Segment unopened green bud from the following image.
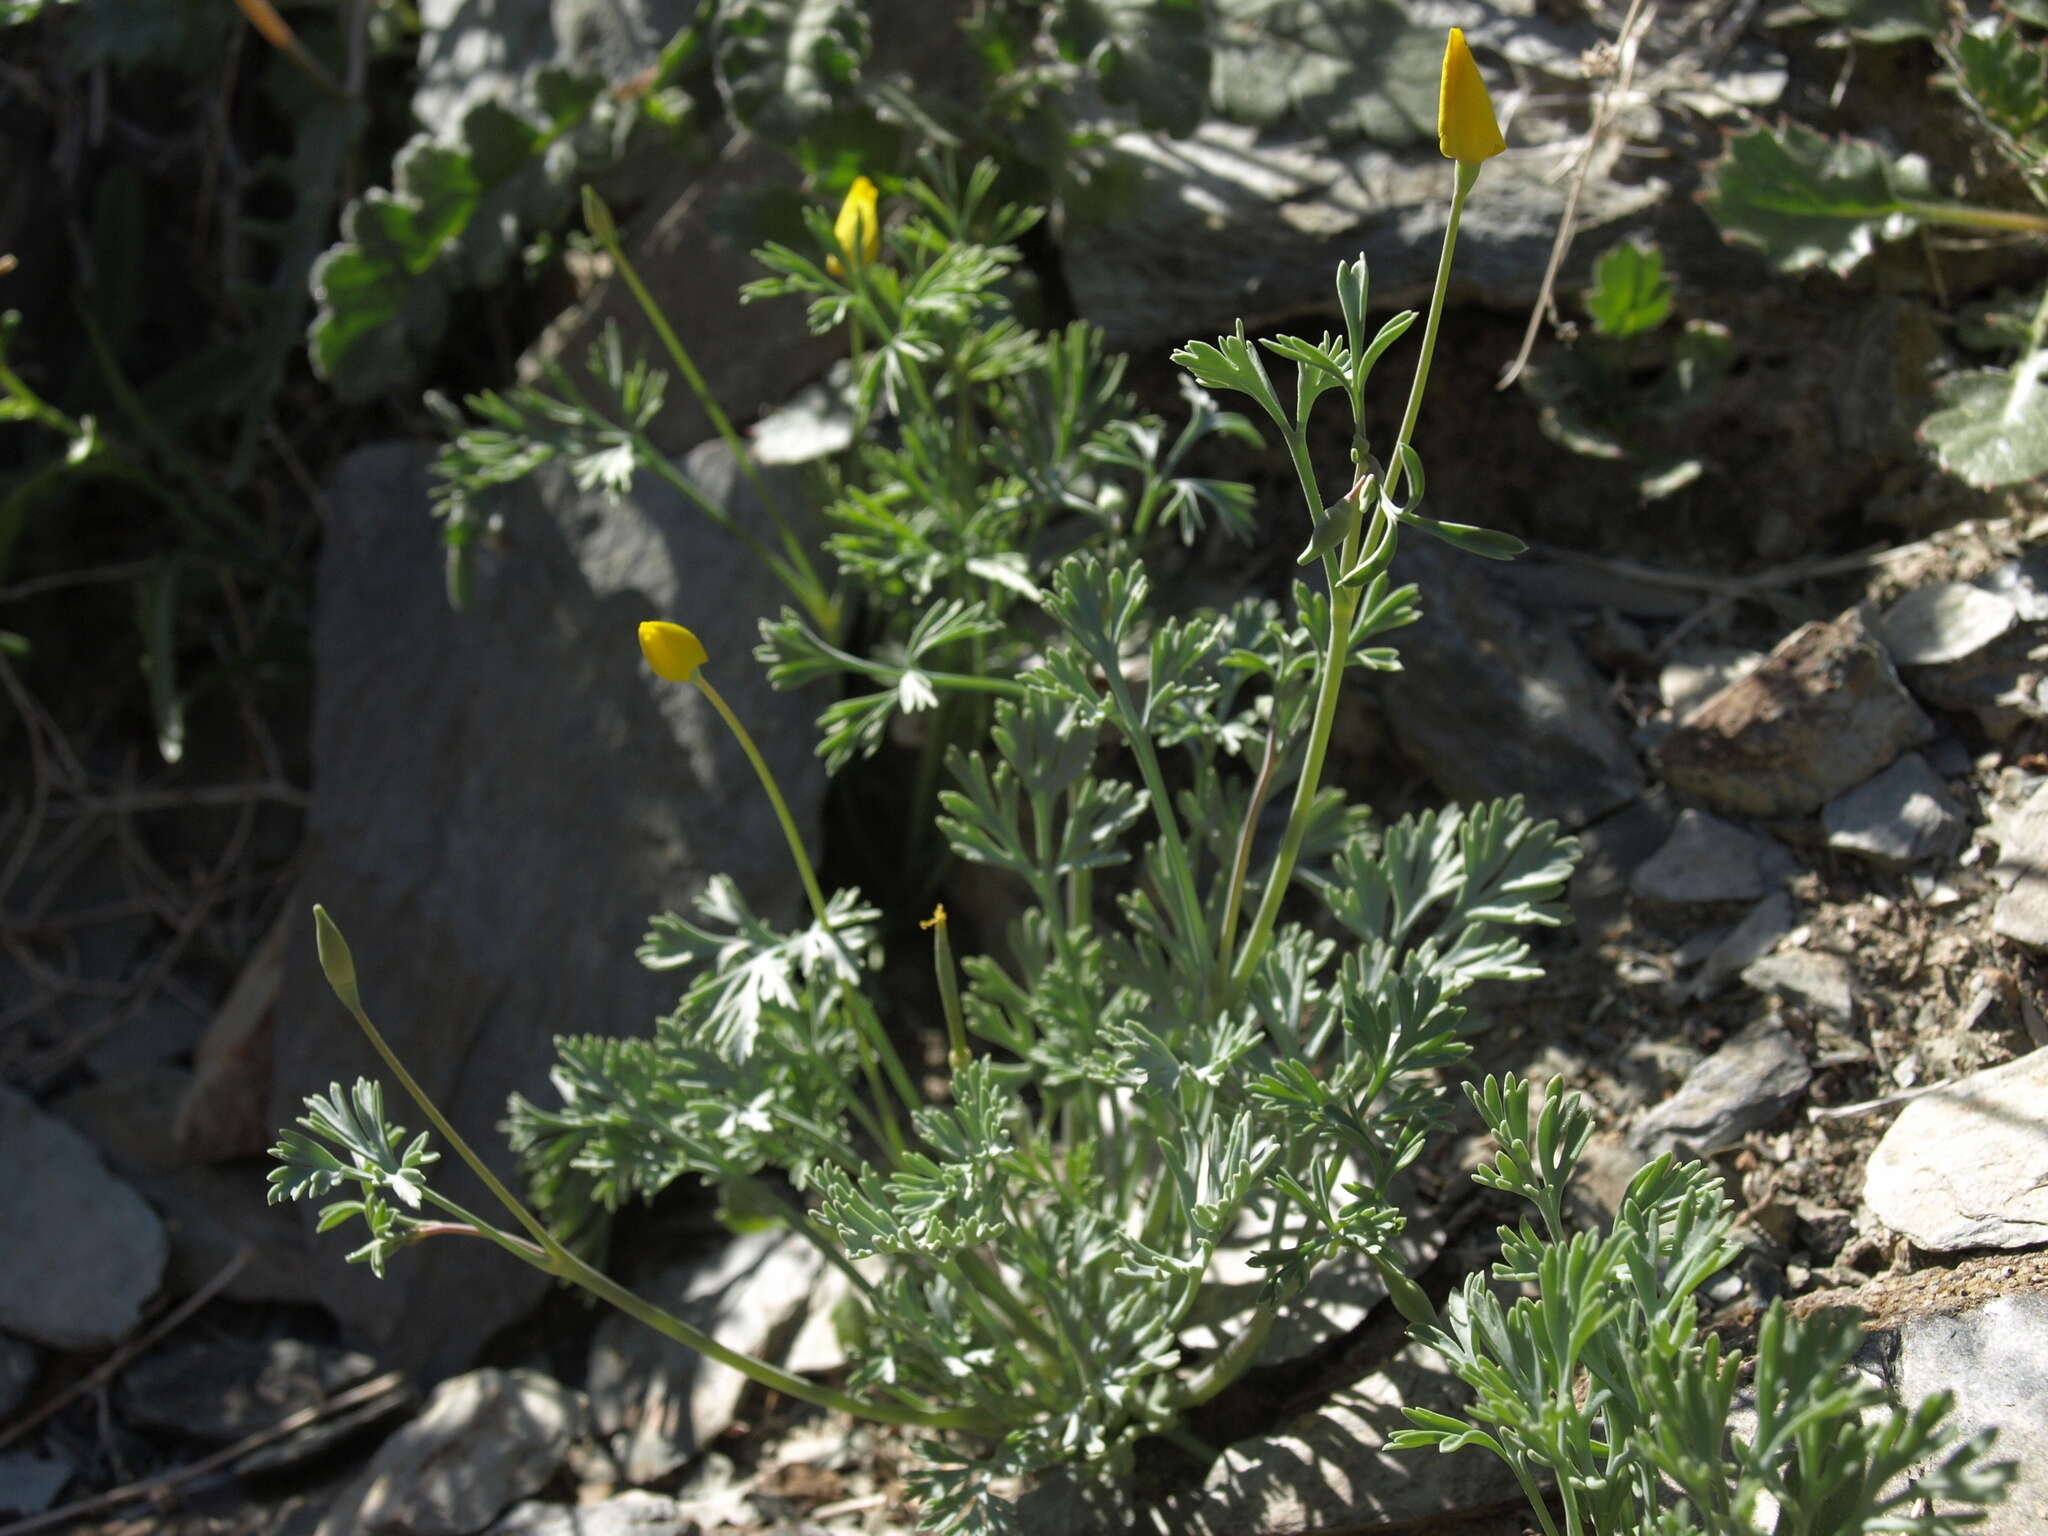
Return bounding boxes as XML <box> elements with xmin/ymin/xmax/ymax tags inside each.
<box><xmin>582</xmin><ymin>184</ymin><xmax>616</xmax><ymax>244</ymax></box>
<box><xmin>313</xmin><ymin>905</ymin><xmax>360</xmax><ymax>1009</ymax></box>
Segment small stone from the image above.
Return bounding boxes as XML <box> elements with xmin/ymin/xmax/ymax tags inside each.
<box><xmin>487</xmin><ymin>1491</ymin><xmax>693</xmax><ymax>1536</ymax></box>
<box><xmin>0</xmin><ymin>1447</ymin><xmax>73</xmax><ymax>1518</ymax></box>
<box><xmin>1822</xmin><ymin>753</ymin><xmax>1967</xmax><ymax>869</ymax></box>
<box><xmin>1879</xmin><ymin>582</ymin><xmax>2018</xmax><ymax>666</ymax></box>
<box><xmin>315</xmin><ymin>1368</ymin><xmax>585</xmax><ymax>1536</ymax></box>
<box><xmin>1630</xmin><ymin>810</ymin><xmax>1798</xmax><ymax>907</ymax></box>
<box><xmin>1691</xmin><ymin>891</ymin><xmax>1796</xmax><ymax>999</ymax></box>
<box><xmin>1865</xmin><ymin>1048</ymin><xmax>2048</xmax><ymax>1251</ymax></box>
<box><xmin>1651</xmin><ymin>606</ymin><xmax>1933</xmax><ymax>819</ymax></box>
<box><xmin>590</xmin><ymin>1230</ymin><xmax>824</xmax><ymax>1483</ymax></box>
<box><xmin>1990</xmin><ymin>783</ymin><xmax>2048</xmax><ymax>949</ymax></box>
<box><xmin>0</xmin><ymin>1336</ymin><xmax>36</xmax><ymax>1421</ymax></box>
<box><xmin>0</xmin><ymin>1085</ymin><xmax>167</xmax><ymax>1349</ymax></box>
<box><xmin>1894</xmin><ymin>1293</ymin><xmax>2048</xmax><ymax>1536</ymax></box>
<box><xmin>1631</xmin><ymin>1016</ymin><xmax>1812</xmax><ymax>1160</ymax></box>
<box><xmin>1742</xmin><ymin>949</ymin><xmax>1854</xmax><ymax>1026</ymax></box>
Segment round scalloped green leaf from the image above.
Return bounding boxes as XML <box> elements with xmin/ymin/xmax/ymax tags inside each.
<box><xmin>714</xmin><ymin>0</ymin><xmax>869</xmax><ymax>144</ymax></box>
<box><xmin>1700</xmin><ymin>121</ymin><xmax>1930</xmax><ymax>276</ymax></box>
<box><xmin>1920</xmin><ymin>363</ymin><xmax>2048</xmax><ymax>488</ymax></box>
<box><xmin>1056</xmin><ymin>0</ymin><xmax>1212</xmax><ymax>138</ymax></box>
<box><xmin>1807</xmin><ymin>0</ymin><xmax>1943</xmax><ymax>42</ymax></box>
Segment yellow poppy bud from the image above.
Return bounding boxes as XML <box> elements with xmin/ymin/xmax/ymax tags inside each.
<box><xmin>638</xmin><ymin>621</ymin><xmax>708</xmax><ymax>683</ymax></box>
<box><xmin>827</xmin><ymin>176</ymin><xmax>880</xmax><ymax>277</ymax></box>
<box><xmin>1438</xmin><ymin>28</ymin><xmax>1506</xmax><ymax>165</ymax></box>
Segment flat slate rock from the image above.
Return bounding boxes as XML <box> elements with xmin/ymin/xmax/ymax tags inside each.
<box><xmin>1631</xmin><ymin>1015</ymin><xmax>1811</xmax><ymax>1160</ymax></box>
<box><xmin>0</xmin><ymin>1447</ymin><xmax>73</xmax><ymax>1519</ymax></box>
<box><xmin>120</xmin><ymin>1334</ymin><xmax>379</xmax><ymax>1443</ymax></box>
<box><xmin>1690</xmin><ymin>891</ymin><xmax>1795</xmax><ymax>1000</ymax></box>
<box><xmin>270</xmin><ymin>440</ymin><xmax>824</xmax><ymax>1377</ymax></box>
<box><xmin>1865</xmin><ymin>1048</ymin><xmax>2048</xmax><ymax>1251</ymax></box>
<box><xmin>316</xmin><ymin>1367</ymin><xmax>585</xmax><ymax>1536</ymax></box>
<box><xmin>1894</xmin><ymin>1292</ymin><xmax>2048</xmax><ymax>1536</ymax></box>
<box><xmin>1651</xmin><ymin>607</ymin><xmax>1932</xmax><ymax>820</ymax></box>
<box><xmin>1375</xmin><ymin>536</ymin><xmax>1642</xmax><ymax>830</ymax></box>
<box><xmin>1742</xmin><ymin>949</ymin><xmax>1854</xmax><ymax>1027</ymax></box>
<box><xmin>1630</xmin><ymin>809</ymin><xmax>1797</xmax><ymax>907</ymax></box>
<box><xmin>1989</xmin><ymin>782</ymin><xmax>2048</xmax><ymax>949</ymax></box>
<box><xmin>590</xmin><ymin>1229</ymin><xmax>824</xmax><ymax>1483</ymax></box>
<box><xmin>1163</xmin><ymin>1342</ymin><xmax>1527</xmax><ymax>1535</ymax></box>
<box><xmin>1822</xmin><ymin>752</ymin><xmax>1967</xmax><ymax>869</ymax></box>
<box><xmin>1879</xmin><ymin>582</ymin><xmax>2018</xmax><ymax>667</ymax></box>
<box><xmin>0</xmin><ymin>1084</ymin><xmax>166</xmax><ymax>1349</ymax></box>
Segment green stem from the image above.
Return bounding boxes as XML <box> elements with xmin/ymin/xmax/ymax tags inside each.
<box><xmin>595</xmin><ymin>213</ymin><xmax>833</xmax><ymax>627</ymax></box>
<box><xmin>1386</xmin><ymin>159</ymin><xmax>1478</xmax><ymax>504</ymax></box>
<box><xmin>693</xmin><ymin>672</ymin><xmax>831</xmax><ymax>925</ymax></box>
<box><xmin>1896</xmin><ymin>199</ymin><xmax>2048</xmax><ymax>237</ymax></box>
<box><xmin>1213</xmin><ymin>713</ymin><xmax>1281</xmax><ymax>988</ymax></box>
<box><xmin>1104</xmin><ymin>672</ymin><xmax>1216</xmax><ymax>988</ymax></box>
<box><xmin>0</xmin><ymin>353</ymin><xmax>80</xmax><ymax>437</ymax></box>
<box><xmin>1172</xmin><ymin>1305</ymin><xmax>1275</xmax><ymax>1409</ymax></box>
<box><xmin>1230</xmin><ymin>161</ymin><xmax>1476</xmax><ymax>992</ymax></box>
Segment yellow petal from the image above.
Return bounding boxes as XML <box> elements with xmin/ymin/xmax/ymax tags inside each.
<box><xmin>829</xmin><ymin>175</ymin><xmax>880</xmax><ymax>276</ymax></box>
<box><xmin>920</xmin><ymin>903</ymin><xmax>948</xmax><ymax>931</ymax></box>
<box><xmin>639</xmin><ymin>620</ymin><xmax>708</xmax><ymax>683</ymax></box>
<box><xmin>1438</xmin><ymin>28</ymin><xmax>1506</xmax><ymax>164</ymax></box>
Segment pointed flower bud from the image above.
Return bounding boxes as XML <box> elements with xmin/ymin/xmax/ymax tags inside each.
<box><xmin>1438</xmin><ymin>28</ymin><xmax>1506</xmax><ymax>165</ymax></box>
<box><xmin>313</xmin><ymin>905</ymin><xmax>360</xmax><ymax>1009</ymax></box>
<box><xmin>827</xmin><ymin>176</ymin><xmax>880</xmax><ymax>277</ymax></box>
<box><xmin>639</xmin><ymin>620</ymin><xmax>708</xmax><ymax>683</ymax></box>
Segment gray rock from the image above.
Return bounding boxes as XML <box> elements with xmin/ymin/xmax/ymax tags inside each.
<box><xmin>1989</xmin><ymin>783</ymin><xmax>2048</xmax><ymax>950</ymax></box>
<box><xmin>1903</xmin><ymin>625</ymin><xmax>2048</xmax><ymax>742</ymax></box>
<box><xmin>1659</xmin><ymin>647</ymin><xmax>1766</xmax><ymax>723</ymax></box>
<box><xmin>1016</xmin><ymin>1464</ymin><xmax>1135</xmax><ymax>1536</ymax></box>
<box><xmin>1651</xmin><ymin>606</ymin><xmax>1933</xmax><ymax>819</ymax></box>
<box><xmin>589</xmin><ymin>1229</ymin><xmax>825</xmax><ymax>1483</ymax></box>
<box><xmin>1568</xmin><ymin>792</ymin><xmax>1676</xmax><ymax>935</ymax></box>
<box><xmin>120</xmin><ymin>1335</ymin><xmax>379</xmax><ymax>1443</ymax></box>
<box><xmin>1822</xmin><ymin>753</ymin><xmax>1967</xmax><ymax>869</ymax></box>
<box><xmin>1977</xmin><ymin>551</ymin><xmax>2048</xmax><ymax>623</ymax></box>
<box><xmin>1690</xmin><ymin>890</ymin><xmax>1795</xmax><ymax>1000</ymax></box>
<box><xmin>1880</xmin><ymin>583</ymin><xmax>2018</xmax><ymax>667</ymax></box>
<box><xmin>1164</xmin><ymin>1342</ymin><xmax>1527</xmax><ymax>1536</ymax></box>
<box><xmin>54</xmin><ymin>1068</ymin><xmax>313</xmax><ymax>1305</ymax></box>
<box><xmin>0</xmin><ymin>1336</ymin><xmax>34</xmax><ymax>1420</ymax></box>
<box><xmin>0</xmin><ymin>1084</ymin><xmax>166</xmax><ymax>1349</ymax></box>
<box><xmin>1060</xmin><ymin>1</ymin><xmax>1749</xmax><ymax>353</ymax></box>
<box><xmin>487</xmin><ymin>1491</ymin><xmax>696</xmax><ymax>1536</ymax></box>
<box><xmin>0</xmin><ymin>1447</ymin><xmax>73</xmax><ymax>1518</ymax></box>
<box><xmin>1631</xmin><ymin>1016</ymin><xmax>1811</xmax><ymax>1160</ymax></box>
<box><xmin>1894</xmin><ymin>1293</ymin><xmax>2048</xmax><ymax>1535</ymax></box>
<box><xmin>1630</xmin><ymin>809</ymin><xmax>1797</xmax><ymax>907</ymax></box>
<box><xmin>412</xmin><ymin>0</ymin><xmax>693</xmax><ymax>142</ymax></box>
<box><xmin>1865</xmin><ymin>1048</ymin><xmax>2048</xmax><ymax>1251</ymax></box>
<box><xmin>316</xmin><ymin>1368</ymin><xmax>585</xmax><ymax>1536</ymax></box>
<box><xmin>270</xmin><ymin>440</ymin><xmax>823</xmax><ymax>1378</ymax></box>
<box><xmin>1375</xmin><ymin>536</ymin><xmax>1642</xmax><ymax>829</ymax></box>
<box><xmin>1742</xmin><ymin>949</ymin><xmax>1854</xmax><ymax>1027</ymax></box>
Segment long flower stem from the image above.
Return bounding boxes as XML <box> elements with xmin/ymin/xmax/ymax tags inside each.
<box><xmin>694</xmin><ymin>673</ymin><xmax>831</xmax><ymax>925</ymax></box>
<box><xmin>1229</xmin><ymin>161</ymin><xmax>1477</xmax><ymax>991</ymax></box>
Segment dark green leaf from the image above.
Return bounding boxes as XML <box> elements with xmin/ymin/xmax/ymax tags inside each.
<box><xmin>1584</xmin><ymin>240</ymin><xmax>1671</xmax><ymax>338</ymax></box>
<box><xmin>1807</xmin><ymin>0</ymin><xmax>1943</xmax><ymax>42</ymax></box>
<box><xmin>1210</xmin><ymin>0</ymin><xmax>1438</xmax><ymax>146</ymax></box>
<box><xmin>1700</xmin><ymin>121</ymin><xmax>1931</xmax><ymax>276</ymax></box>
<box><xmin>715</xmin><ymin>0</ymin><xmax>869</xmax><ymax>143</ymax></box>
<box><xmin>1920</xmin><ymin>361</ymin><xmax>2048</xmax><ymax>488</ymax></box>
<box><xmin>1955</xmin><ymin>24</ymin><xmax>2048</xmax><ymax>141</ymax></box>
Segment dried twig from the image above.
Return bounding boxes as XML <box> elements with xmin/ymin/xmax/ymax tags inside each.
<box><xmin>1498</xmin><ymin>0</ymin><xmax>1658</xmax><ymax>391</ymax></box>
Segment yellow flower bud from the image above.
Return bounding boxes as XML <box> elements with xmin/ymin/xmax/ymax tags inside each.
<box><xmin>827</xmin><ymin>176</ymin><xmax>880</xmax><ymax>277</ymax></box>
<box><xmin>1438</xmin><ymin>28</ymin><xmax>1506</xmax><ymax>165</ymax></box>
<box><xmin>639</xmin><ymin>621</ymin><xmax>708</xmax><ymax>683</ymax></box>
